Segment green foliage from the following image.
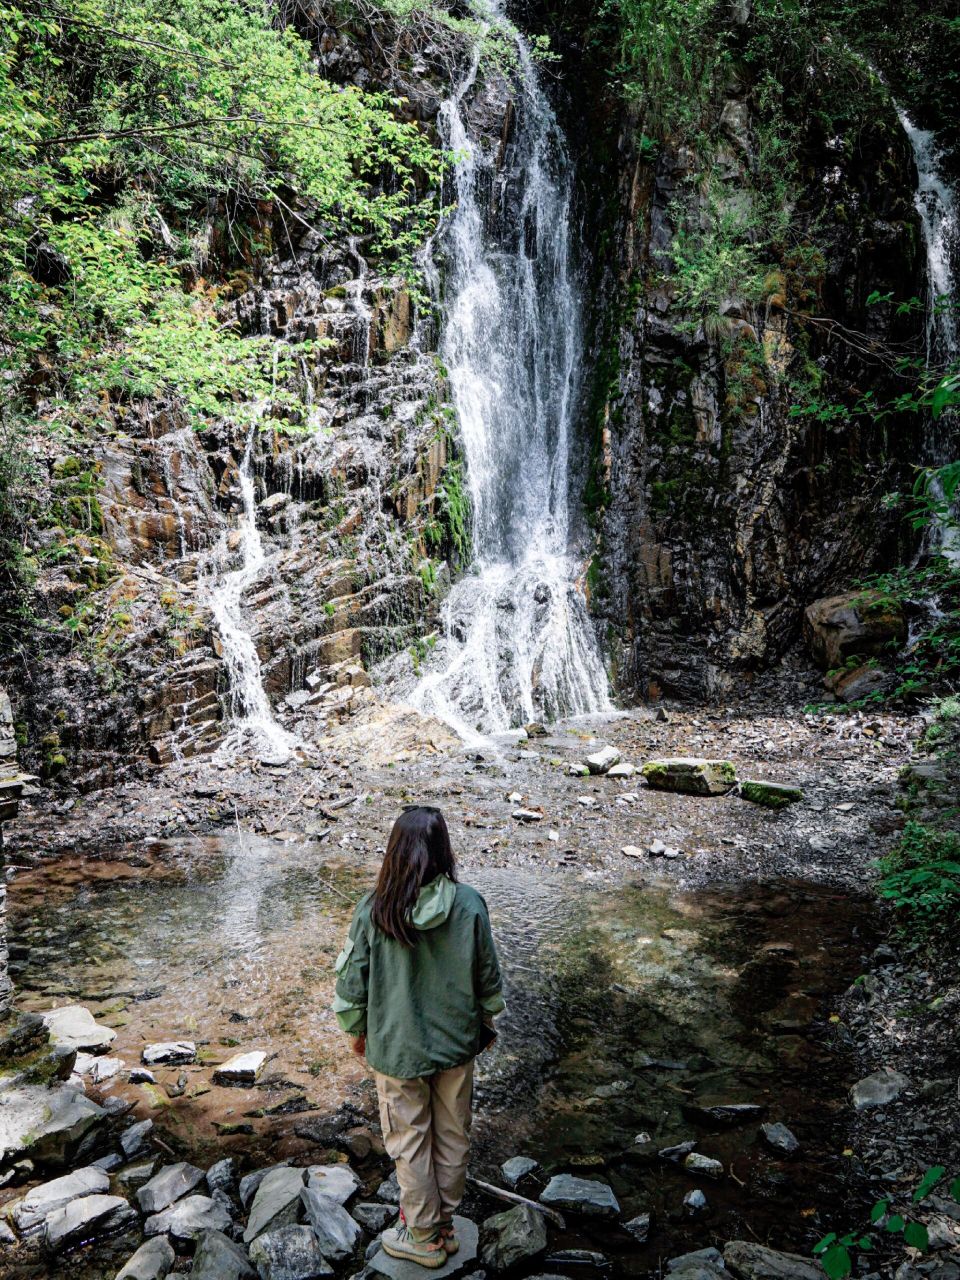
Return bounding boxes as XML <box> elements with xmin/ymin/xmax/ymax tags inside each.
<box><xmin>435</xmin><ymin>460</ymin><xmax>470</xmax><ymax>566</ymax></box>
<box><xmin>875</xmin><ymin>821</ymin><xmax>960</xmax><ymax>942</ymax></box>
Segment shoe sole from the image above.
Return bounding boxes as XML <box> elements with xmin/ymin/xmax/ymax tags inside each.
<box><xmin>381</xmin><ymin>1241</ymin><xmax>448</xmax><ymax>1269</ymax></box>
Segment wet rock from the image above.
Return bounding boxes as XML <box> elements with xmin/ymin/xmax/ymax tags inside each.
<box><xmin>682</xmin><ymin>1103</ymin><xmax>766</xmax><ymax>1127</ymax></box>
<box><xmin>207</xmin><ymin>1157</ymin><xmax>236</xmax><ymax>1197</ymax></box>
<box><xmin>641</xmin><ymin>759</ymin><xmax>737</xmax><ymax>796</ymax></box>
<box><xmin>191</xmin><ymin>1228</ymin><xmax>257</xmax><ymax>1279</ymax></box>
<box><xmin>244</xmin><ymin>1167</ymin><xmax>306</xmax><ymax>1242</ymax></box>
<box><xmin>723</xmin><ymin>1240</ymin><xmax>824</xmax><ymax>1280</ymax></box>
<box><xmin>352</xmin><ymin>1203</ymin><xmax>396</xmax><ymax>1233</ymax></box>
<box><xmin>44</xmin><ymin>1193</ymin><xmax>137</xmax><ymax>1252</ymax></box>
<box><xmin>41</xmin><ymin>1005</ymin><xmax>117</xmax><ymax>1052</ymax></box>
<box><xmin>683</xmin><ymin>1189</ymin><xmax>708</xmax><ymax>1216</ymax></box>
<box><xmin>145</xmin><ymin>1194</ymin><xmax>232</xmax><ymax>1243</ymax></box>
<box><xmin>120</xmin><ymin>1118</ymin><xmax>154</xmax><ymax>1159</ymax></box>
<box><xmin>803</xmin><ymin>592</ymin><xmax>906</xmax><ymax>669</ymax></box>
<box><xmin>668</xmin><ymin>1247</ymin><xmax>725</xmax><ymax>1273</ymax></box>
<box><xmin>142</xmin><ymin>1041</ymin><xmax>196</xmax><ymax>1065</ymax></box>
<box><xmin>481</xmin><ymin>1204</ymin><xmax>547</xmax><ymax>1270</ymax></box>
<box><xmin>500</xmin><ymin>1156</ymin><xmax>538</xmax><ymax>1187</ymax></box>
<box><xmin>684</xmin><ymin>1152</ymin><xmax>724</xmax><ymax>1178</ymax></box>
<box><xmin>117</xmin><ymin>1235</ymin><xmax>177</xmax><ymax>1280</ymax></box>
<box><xmin>369</xmin><ymin>1214</ymin><xmax>477</xmax><ymax>1279</ymax></box>
<box><xmin>9</xmin><ymin>1165</ymin><xmax>109</xmax><ymax>1236</ymax></box>
<box><xmin>540</xmin><ymin>1174</ymin><xmax>619</xmax><ymax>1218</ymax></box>
<box><xmin>624</xmin><ymin>1213</ymin><xmax>651</xmax><ymax>1243</ymax></box>
<box><xmin>0</xmin><ymin>1082</ymin><xmax>107</xmax><ymax>1168</ymax></box>
<box><xmin>850</xmin><ymin>1069</ymin><xmax>910</xmax><ymax>1110</ymax></box>
<box><xmin>761</xmin><ymin>1123</ymin><xmax>800</xmax><ymax>1155</ymax></box>
<box><xmin>738</xmin><ymin>781</ymin><xmax>802</xmax><ymax>809</ymax></box>
<box><xmin>249</xmin><ymin>1224</ymin><xmax>332</xmax><ymax>1280</ymax></box>
<box><xmin>300</xmin><ymin>1186</ymin><xmax>361</xmax><ymax>1261</ymax></box>
<box><xmin>585</xmin><ymin>746</ymin><xmax>621</xmax><ymax>775</ymax></box>
<box><xmin>214</xmin><ymin>1051</ymin><xmax>267</xmax><ymax>1084</ymax></box>
<box><xmin>137</xmin><ymin>1160</ymin><xmax>206</xmax><ymax>1213</ymax></box>
<box><xmin>305</xmin><ymin>1164</ymin><xmax>361</xmax><ymax>1205</ymax></box>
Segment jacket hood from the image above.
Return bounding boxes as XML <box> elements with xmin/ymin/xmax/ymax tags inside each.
<box><xmin>411</xmin><ymin>874</ymin><xmax>456</xmax><ymax>929</ymax></box>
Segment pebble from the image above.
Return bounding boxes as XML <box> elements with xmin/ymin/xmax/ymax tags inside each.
<box><xmin>683</xmin><ymin>1189</ymin><xmax>708</xmax><ymax>1216</ymax></box>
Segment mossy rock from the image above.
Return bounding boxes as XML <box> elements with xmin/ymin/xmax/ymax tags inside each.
<box><xmin>738</xmin><ymin>779</ymin><xmax>803</xmax><ymax>809</ymax></box>
<box><xmin>641</xmin><ymin>758</ymin><xmax>737</xmax><ymax>795</ymax></box>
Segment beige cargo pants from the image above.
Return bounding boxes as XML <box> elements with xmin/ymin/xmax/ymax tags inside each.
<box><xmin>374</xmin><ymin>1059</ymin><xmax>474</xmax><ymax>1235</ymax></box>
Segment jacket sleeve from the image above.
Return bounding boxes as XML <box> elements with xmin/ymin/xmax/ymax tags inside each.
<box><xmin>333</xmin><ymin>905</ymin><xmax>371</xmax><ymax>1035</ymax></box>
<box><xmin>474</xmin><ymin>896</ymin><xmax>505</xmax><ymax>1017</ymax></box>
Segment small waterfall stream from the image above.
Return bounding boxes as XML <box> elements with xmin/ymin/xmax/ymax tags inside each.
<box><xmin>410</xmin><ymin>19</ymin><xmax>610</xmax><ymax>739</ymax></box>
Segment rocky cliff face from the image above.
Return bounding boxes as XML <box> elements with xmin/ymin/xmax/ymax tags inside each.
<box><xmin>558</xmin><ymin>7</ymin><xmax>930</xmax><ymax>701</ymax></box>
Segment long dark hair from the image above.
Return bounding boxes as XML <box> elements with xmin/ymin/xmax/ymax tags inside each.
<box><xmin>371</xmin><ymin>806</ymin><xmax>457</xmax><ymax>946</ymax></box>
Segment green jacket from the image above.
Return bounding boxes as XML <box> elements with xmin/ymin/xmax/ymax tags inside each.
<box><xmin>333</xmin><ymin>876</ymin><xmax>505</xmax><ymax>1079</ymax></box>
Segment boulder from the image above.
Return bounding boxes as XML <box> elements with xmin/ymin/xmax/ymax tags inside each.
<box><xmin>142</xmin><ymin>1041</ymin><xmax>196</xmax><ymax>1066</ymax></box>
<box><xmin>43</xmin><ymin>1193</ymin><xmax>137</xmax><ymax>1252</ymax></box>
<box><xmin>761</xmin><ymin>1122</ymin><xmax>799</xmax><ymax>1155</ymax></box>
<box><xmin>41</xmin><ymin>1006</ymin><xmax>116</xmax><ymax>1052</ymax></box>
<box><xmin>117</xmin><ymin>1235</ymin><xmax>177</xmax><ymax>1280</ymax></box>
<box><xmin>145</xmin><ymin>1194</ymin><xmax>232</xmax><ymax>1243</ymax></box>
<box><xmin>0</xmin><ymin>1082</ymin><xmax>107</xmax><ymax>1168</ymax></box>
<box><xmin>641</xmin><ymin>759</ymin><xmax>737</xmax><ymax>796</ymax></box>
<box><xmin>369</xmin><ymin>1214</ymin><xmax>477</xmax><ymax>1279</ymax></box>
<box><xmin>248</xmin><ymin>1224</ymin><xmax>332</xmax><ymax>1280</ymax></box>
<box><xmin>299</xmin><ymin>1186</ymin><xmax>361</xmax><ymax>1261</ymax></box>
<box><xmin>191</xmin><ymin>1228</ymin><xmax>257</xmax><ymax>1279</ymax></box>
<box><xmin>723</xmin><ymin>1240</ymin><xmax>824</xmax><ymax>1280</ymax></box>
<box><xmin>539</xmin><ymin>1174</ymin><xmax>620</xmax><ymax>1218</ymax></box>
<box><xmin>9</xmin><ymin>1165</ymin><xmax>109</xmax><ymax>1235</ymax></box>
<box><xmin>738</xmin><ymin>781</ymin><xmax>802</xmax><ymax>809</ymax></box>
<box><xmin>305</xmin><ymin>1164</ymin><xmax>361</xmax><ymax>1206</ymax></box>
<box><xmin>481</xmin><ymin>1204</ymin><xmax>547</xmax><ymax>1270</ymax></box>
<box><xmin>500</xmin><ymin>1156</ymin><xmax>538</xmax><ymax>1187</ymax></box>
<box><xmin>803</xmin><ymin>592</ymin><xmax>906</xmax><ymax>669</ymax></box>
<box><xmin>244</xmin><ymin>1166</ymin><xmax>306</xmax><ymax>1242</ymax></box>
<box><xmin>137</xmin><ymin>1161</ymin><xmax>206</xmax><ymax>1213</ymax></box>
<box><xmin>850</xmin><ymin>1068</ymin><xmax>910</xmax><ymax>1110</ymax></box>
<box><xmin>585</xmin><ymin>746</ymin><xmax>621</xmax><ymax>775</ymax></box>
<box><xmin>352</xmin><ymin>1202</ymin><xmax>396</xmax><ymax>1233</ymax></box>
<box><xmin>830</xmin><ymin>663</ymin><xmax>890</xmax><ymax>703</ymax></box>
<box><xmin>214</xmin><ymin>1051</ymin><xmax>267</xmax><ymax>1085</ymax></box>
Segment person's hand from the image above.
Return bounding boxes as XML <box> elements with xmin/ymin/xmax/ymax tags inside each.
<box><xmin>350</xmin><ymin>1034</ymin><xmax>366</xmax><ymax>1058</ymax></box>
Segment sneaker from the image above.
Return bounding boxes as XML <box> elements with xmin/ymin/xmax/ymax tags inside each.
<box><xmin>438</xmin><ymin>1221</ymin><xmax>459</xmax><ymax>1255</ymax></box>
<box><xmin>381</xmin><ymin>1225</ymin><xmax>448</xmax><ymax>1269</ymax></box>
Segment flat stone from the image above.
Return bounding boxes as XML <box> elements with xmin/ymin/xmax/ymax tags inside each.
<box><xmin>244</xmin><ymin>1166</ymin><xmax>306</xmax><ymax>1242</ymax></box>
<box><xmin>9</xmin><ymin>1165</ymin><xmax>109</xmax><ymax>1235</ymax></box>
<box><xmin>43</xmin><ymin>1193</ymin><xmax>137</xmax><ymax>1252</ymax></box>
<box><xmin>213</xmin><ymin>1051</ymin><xmax>267</xmax><ymax>1085</ymax></box>
<box><xmin>585</xmin><ymin>746</ymin><xmax>621</xmax><ymax>774</ymax></box>
<box><xmin>300</xmin><ymin>1186</ymin><xmax>361</xmax><ymax>1261</ymax></box>
<box><xmin>850</xmin><ymin>1068</ymin><xmax>910</xmax><ymax>1110</ymax></box>
<box><xmin>142</xmin><ymin>1041</ymin><xmax>196</xmax><ymax>1065</ymax></box>
<box><xmin>41</xmin><ymin>1006</ymin><xmax>117</xmax><ymax>1052</ymax></box>
<box><xmin>137</xmin><ymin>1160</ymin><xmax>206</xmax><ymax>1213</ymax></box>
<box><xmin>74</xmin><ymin>1053</ymin><xmax>123</xmax><ymax>1083</ymax></box>
<box><xmin>369</xmin><ymin>1214</ymin><xmax>477</xmax><ymax>1279</ymax></box>
<box><xmin>761</xmin><ymin>1122</ymin><xmax>800</xmax><ymax>1155</ymax></box>
<box><xmin>723</xmin><ymin>1240</ymin><xmax>824</xmax><ymax>1280</ymax></box>
<box><xmin>500</xmin><ymin>1156</ymin><xmax>539</xmax><ymax>1187</ymax></box>
<box><xmin>540</xmin><ymin>1174</ymin><xmax>620</xmax><ymax>1217</ymax></box>
<box><xmin>738</xmin><ymin>780</ymin><xmax>803</xmax><ymax>809</ymax></box>
<box><xmin>0</xmin><ymin>1082</ymin><xmax>107</xmax><ymax>1168</ymax></box>
<box><xmin>512</xmin><ymin>809</ymin><xmax>543</xmax><ymax>823</ymax></box>
<box><xmin>305</xmin><ymin>1163</ymin><xmax>361</xmax><ymax>1205</ymax></box>
<box><xmin>191</xmin><ymin>1228</ymin><xmax>257</xmax><ymax>1279</ymax></box>
<box><xmin>669</xmin><ymin>1247</ymin><xmax>725</xmax><ymax>1272</ymax></box>
<box><xmin>684</xmin><ymin>1152</ymin><xmax>724</xmax><ymax>1178</ymax></box>
<box><xmin>120</xmin><ymin>1118</ymin><xmax>153</xmax><ymax>1159</ymax></box>
<box><xmin>641</xmin><ymin>758</ymin><xmax>737</xmax><ymax>796</ymax></box>
<box><xmin>117</xmin><ymin>1235</ymin><xmax>176</xmax><ymax>1280</ymax></box>
<box><xmin>624</xmin><ymin>1213</ymin><xmax>651</xmax><ymax>1243</ymax></box>
<box><xmin>240</xmin><ymin>1163</ymin><xmax>290</xmax><ymax>1209</ymax></box>
<box><xmin>481</xmin><ymin>1204</ymin><xmax>547</xmax><ymax>1270</ymax></box>
<box><xmin>682</xmin><ymin>1102</ymin><xmax>766</xmax><ymax>1127</ymax></box>
<box><xmin>249</xmin><ymin>1224</ymin><xmax>332</xmax><ymax>1280</ymax></box>
<box><xmin>145</xmin><ymin>1194</ymin><xmax>232</xmax><ymax>1243</ymax></box>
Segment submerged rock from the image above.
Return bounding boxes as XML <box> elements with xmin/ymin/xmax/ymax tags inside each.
<box><xmin>850</xmin><ymin>1068</ymin><xmax>910</xmax><ymax>1110</ymax></box>
<box><xmin>9</xmin><ymin>1165</ymin><xmax>109</xmax><ymax>1236</ymax></box>
<box><xmin>43</xmin><ymin>1193</ymin><xmax>137</xmax><ymax>1252</ymax></box>
<box><xmin>117</xmin><ymin>1235</ymin><xmax>176</xmax><ymax>1280</ymax></box>
<box><xmin>540</xmin><ymin>1174</ymin><xmax>620</xmax><ymax>1217</ymax></box>
<box><xmin>738</xmin><ymin>780</ymin><xmax>803</xmax><ymax>809</ymax></box>
<box><xmin>191</xmin><ymin>1228</ymin><xmax>257</xmax><ymax>1279</ymax></box>
<box><xmin>641</xmin><ymin>759</ymin><xmax>737</xmax><ymax>796</ymax></box>
<box><xmin>249</xmin><ymin>1224</ymin><xmax>332</xmax><ymax>1280</ymax></box>
<box><xmin>481</xmin><ymin>1204</ymin><xmax>547</xmax><ymax>1270</ymax></box>
<box><xmin>723</xmin><ymin>1240</ymin><xmax>824</xmax><ymax>1279</ymax></box>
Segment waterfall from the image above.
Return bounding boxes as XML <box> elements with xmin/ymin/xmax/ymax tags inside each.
<box><xmin>898</xmin><ymin>109</ymin><xmax>960</xmax><ymax>562</ymax></box>
<box><xmin>410</xmin><ymin>18</ymin><xmax>610</xmax><ymax>739</ymax></box>
<box><xmin>203</xmin><ymin>421</ymin><xmax>297</xmax><ymax>764</ymax></box>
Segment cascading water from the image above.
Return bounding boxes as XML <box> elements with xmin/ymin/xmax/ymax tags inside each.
<box><xmin>202</xmin><ymin>421</ymin><xmax>297</xmax><ymax>764</ymax></box>
<box><xmin>410</xmin><ymin>19</ymin><xmax>610</xmax><ymax>740</ymax></box>
<box><xmin>898</xmin><ymin>108</ymin><xmax>960</xmax><ymax>562</ymax></box>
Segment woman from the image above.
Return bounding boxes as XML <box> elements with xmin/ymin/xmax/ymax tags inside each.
<box><xmin>333</xmin><ymin>806</ymin><xmax>504</xmax><ymax>1269</ymax></box>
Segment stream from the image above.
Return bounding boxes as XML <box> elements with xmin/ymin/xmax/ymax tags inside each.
<box><xmin>9</xmin><ymin>830</ymin><xmax>874</xmax><ymax>1272</ymax></box>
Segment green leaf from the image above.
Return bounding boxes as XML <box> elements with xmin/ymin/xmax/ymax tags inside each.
<box><xmin>821</xmin><ymin>1243</ymin><xmax>853</xmax><ymax>1280</ymax></box>
<box><xmin>903</xmin><ymin>1222</ymin><xmax>929</xmax><ymax>1250</ymax></box>
<box><xmin>869</xmin><ymin>1200</ymin><xmax>888</xmax><ymax>1223</ymax></box>
<box><xmin>914</xmin><ymin>1166</ymin><xmax>946</xmax><ymax>1202</ymax></box>
<box><xmin>886</xmin><ymin>1215</ymin><xmax>905</xmax><ymax>1233</ymax></box>
<box><xmin>949</xmin><ymin>1177</ymin><xmax>960</xmax><ymax>1201</ymax></box>
<box><xmin>813</xmin><ymin>1233</ymin><xmax>837</xmax><ymax>1255</ymax></box>
<box><xmin>857</xmin><ymin>1237</ymin><xmax>873</xmax><ymax>1250</ymax></box>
